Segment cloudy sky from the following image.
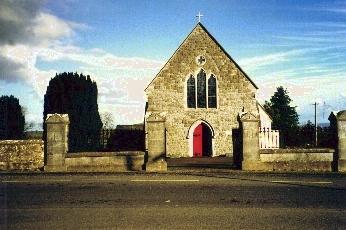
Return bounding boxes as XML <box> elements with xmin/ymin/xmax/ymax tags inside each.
<box><xmin>1</xmin><ymin>0</ymin><xmax>346</xmax><ymax>129</ymax></box>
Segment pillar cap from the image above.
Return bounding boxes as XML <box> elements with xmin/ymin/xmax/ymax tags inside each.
<box><xmin>240</xmin><ymin>112</ymin><xmax>259</xmax><ymax>122</ymax></box>
<box><xmin>337</xmin><ymin>110</ymin><xmax>346</xmax><ymax>121</ymax></box>
<box><xmin>146</xmin><ymin>113</ymin><xmax>165</xmax><ymax>122</ymax></box>
<box><xmin>46</xmin><ymin>113</ymin><xmax>70</xmax><ymax>124</ymax></box>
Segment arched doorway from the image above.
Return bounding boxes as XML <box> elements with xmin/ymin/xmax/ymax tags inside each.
<box><xmin>193</xmin><ymin>123</ymin><xmax>212</xmax><ymax>157</ymax></box>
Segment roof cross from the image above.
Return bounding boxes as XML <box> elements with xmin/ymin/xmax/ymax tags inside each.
<box><xmin>196</xmin><ymin>12</ymin><xmax>203</xmax><ymax>23</ymax></box>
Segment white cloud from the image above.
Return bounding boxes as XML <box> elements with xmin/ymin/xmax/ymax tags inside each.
<box><xmin>0</xmin><ymin>3</ymin><xmax>162</xmax><ymax>126</ymax></box>
<box><xmin>1</xmin><ymin>41</ymin><xmax>162</xmax><ymax>124</ymax></box>
<box><xmin>32</xmin><ymin>12</ymin><xmax>74</xmax><ymax>45</ymax></box>
<box><xmin>256</xmin><ymin>68</ymin><xmax>346</xmax><ymax>123</ymax></box>
<box><xmin>36</xmin><ymin>45</ymin><xmax>163</xmax><ymax>70</ymax></box>
<box><xmin>324</xmin><ymin>8</ymin><xmax>346</xmax><ymax>13</ymax></box>
<box><xmin>85</xmin><ymin>68</ymin><xmax>155</xmax><ymax>124</ymax></box>
<box><xmin>239</xmin><ymin>49</ymin><xmax>305</xmax><ymax>70</ymax></box>
<box><xmin>311</xmin><ymin>22</ymin><xmax>346</xmax><ymax>28</ymax></box>
<box><xmin>273</xmin><ymin>35</ymin><xmax>340</xmax><ymax>43</ymax></box>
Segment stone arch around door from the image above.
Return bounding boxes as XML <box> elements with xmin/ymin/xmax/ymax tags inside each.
<box><xmin>187</xmin><ymin>120</ymin><xmax>215</xmax><ymax>157</ymax></box>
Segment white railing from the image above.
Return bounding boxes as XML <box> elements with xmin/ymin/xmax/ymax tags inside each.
<box><xmin>259</xmin><ymin>128</ymin><xmax>280</xmax><ymax>149</ymax></box>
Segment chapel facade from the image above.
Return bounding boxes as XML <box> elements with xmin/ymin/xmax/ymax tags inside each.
<box><xmin>144</xmin><ymin>23</ymin><xmax>259</xmax><ymax>159</ymax></box>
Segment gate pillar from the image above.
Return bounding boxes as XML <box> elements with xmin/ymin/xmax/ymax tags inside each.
<box><xmin>240</xmin><ymin>112</ymin><xmax>261</xmax><ymax>170</ymax></box>
<box><xmin>337</xmin><ymin>111</ymin><xmax>346</xmax><ymax>172</ymax></box>
<box><xmin>145</xmin><ymin>113</ymin><xmax>167</xmax><ymax>172</ymax></box>
<box><xmin>44</xmin><ymin>114</ymin><xmax>69</xmax><ymax>172</ymax></box>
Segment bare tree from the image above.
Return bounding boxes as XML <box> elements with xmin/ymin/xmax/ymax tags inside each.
<box><xmin>21</xmin><ymin>106</ymin><xmax>34</xmax><ymax>131</ymax></box>
<box><xmin>101</xmin><ymin>112</ymin><xmax>115</xmax><ymax>129</ymax></box>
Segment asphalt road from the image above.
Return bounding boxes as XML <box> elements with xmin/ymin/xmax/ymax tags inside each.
<box><xmin>0</xmin><ymin>171</ymin><xmax>345</xmax><ymax>229</ymax></box>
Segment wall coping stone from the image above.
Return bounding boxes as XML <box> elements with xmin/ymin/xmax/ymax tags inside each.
<box><xmin>260</xmin><ymin>148</ymin><xmax>335</xmax><ymax>154</ymax></box>
<box><xmin>66</xmin><ymin>151</ymin><xmax>145</xmax><ymax>158</ymax></box>
<box><xmin>146</xmin><ymin>113</ymin><xmax>165</xmax><ymax>122</ymax></box>
<box><xmin>240</xmin><ymin>112</ymin><xmax>259</xmax><ymax>121</ymax></box>
<box><xmin>0</xmin><ymin>140</ymin><xmax>44</xmax><ymax>145</ymax></box>
<box><xmin>337</xmin><ymin>110</ymin><xmax>346</xmax><ymax>121</ymax></box>
<box><xmin>46</xmin><ymin>113</ymin><xmax>69</xmax><ymax>124</ymax></box>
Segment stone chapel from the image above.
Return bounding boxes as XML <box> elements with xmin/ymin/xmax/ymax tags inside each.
<box><xmin>144</xmin><ymin>22</ymin><xmax>267</xmax><ymax>164</ymax></box>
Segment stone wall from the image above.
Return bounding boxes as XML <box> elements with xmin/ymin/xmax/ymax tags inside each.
<box><xmin>0</xmin><ymin>140</ymin><xmax>44</xmax><ymax>171</ymax></box>
<box><xmin>65</xmin><ymin>151</ymin><xmax>144</xmax><ymax>172</ymax></box>
<box><xmin>145</xmin><ymin>24</ymin><xmax>258</xmax><ymax>158</ymax></box>
<box><xmin>44</xmin><ymin>114</ymin><xmax>146</xmax><ymax>172</ymax></box>
<box><xmin>258</xmin><ymin>148</ymin><xmax>334</xmax><ymax>172</ymax></box>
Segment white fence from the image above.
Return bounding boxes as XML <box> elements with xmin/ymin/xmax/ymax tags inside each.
<box><xmin>259</xmin><ymin>128</ymin><xmax>280</xmax><ymax>149</ymax></box>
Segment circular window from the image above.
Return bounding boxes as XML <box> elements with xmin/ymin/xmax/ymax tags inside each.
<box><xmin>196</xmin><ymin>55</ymin><xmax>206</xmax><ymax>66</ymax></box>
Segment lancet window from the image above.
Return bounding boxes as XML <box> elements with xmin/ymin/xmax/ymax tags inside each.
<box><xmin>187</xmin><ymin>70</ymin><xmax>217</xmax><ymax>109</ymax></box>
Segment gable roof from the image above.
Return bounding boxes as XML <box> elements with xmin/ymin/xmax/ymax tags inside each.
<box><xmin>257</xmin><ymin>101</ymin><xmax>273</xmax><ymax>121</ymax></box>
<box><xmin>145</xmin><ymin>22</ymin><xmax>258</xmax><ymax>91</ymax></box>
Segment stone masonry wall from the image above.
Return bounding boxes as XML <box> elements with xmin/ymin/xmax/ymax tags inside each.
<box><xmin>145</xmin><ymin>24</ymin><xmax>257</xmax><ymax>157</ymax></box>
<box><xmin>65</xmin><ymin>152</ymin><xmax>144</xmax><ymax>172</ymax></box>
<box><xmin>258</xmin><ymin>148</ymin><xmax>335</xmax><ymax>172</ymax></box>
<box><xmin>0</xmin><ymin>140</ymin><xmax>44</xmax><ymax>171</ymax></box>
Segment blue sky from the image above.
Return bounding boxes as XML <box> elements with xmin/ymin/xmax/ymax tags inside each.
<box><xmin>1</xmin><ymin>0</ymin><xmax>346</xmax><ymax>129</ymax></box>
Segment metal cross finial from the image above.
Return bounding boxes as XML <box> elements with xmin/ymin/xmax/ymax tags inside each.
<box><xmin>196</xmin><ymin>11</ymin><xmax>203</xmax><ymax>23</ymax></box>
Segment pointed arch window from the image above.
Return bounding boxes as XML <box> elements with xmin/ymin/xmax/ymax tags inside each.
<box><xmin>197</xmin><ymin>69</ymin><xmax>207</xmax><ymax>108</ymax></box>
<box><xmin>186</xmin><ymin>70</ymin><xmax>217</xmax><ymax>109</ymax></box>
<box><xmin>187</xmin><ymin>75</ymin><xmax>196</xmax><ymax>108</ymax></box>
<box><xmin>208</xmin><ymin>75</ymin><xmax>217</xmax><ymax>108</ymax></box>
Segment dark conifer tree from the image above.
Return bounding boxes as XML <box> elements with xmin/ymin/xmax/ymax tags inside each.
<box><xmin>0</xmin><ymin>95</ymin><xmax>25</xmax><ymax>139</ymax></box>
<box><xmin>298</xmin><ymin>120</ymin><xmax>315</xmax><ymax>146</ymax></box>
<box><xmin>264</xmin><ymin>86</ymin><xmax>299</xmax><ymax>147</ymax></box>
<box><xmin>326</xmin><ymin>113</ymin><xmax>338</xmax><ymax>148</ymax></box>
<box><xmin>43</xmin><ymin>72</ymin><xmax>102</xmax><ymax>152</ymax></box>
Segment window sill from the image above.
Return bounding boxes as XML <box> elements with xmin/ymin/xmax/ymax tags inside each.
<box><xmin>185</xmin><ymin>107</ymin><xmax>218</xmax><ymax>110</ymax></box>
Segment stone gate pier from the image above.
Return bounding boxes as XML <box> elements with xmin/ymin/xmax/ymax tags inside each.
<box><xmin>240</xmin><ymin>112</ymin><xmax>264</xmax><ymax>170</ymax></box>
<box><xmin>240</xmin><ymin>111</ymin><xmax>335</xmax><ymax>172</ymax></box>
<box><xmin>145</xmin><ymin>113</ymin><xmax>167</xmax><ymax>172</ymax></box>
<box><xmin>44</xmin><ymin>114</ymin><xmax>69</xmax><ymax>172</ymax></box>
<box><xmin>337</xmin><ymin>110</ymin><xmax>346</xmax><ymax>172</ymax></box>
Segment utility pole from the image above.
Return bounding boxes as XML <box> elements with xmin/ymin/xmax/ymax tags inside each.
<box><xmin>312</xmin><ymin>102</ymin><xmax>318</xmax><ymax>147</ymax></box>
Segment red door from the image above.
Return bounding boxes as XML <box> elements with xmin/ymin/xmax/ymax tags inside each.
<box><xmin>193</xmin><ymin>124</ymin><xmax>203</xmax><ymax>157</ymax></box>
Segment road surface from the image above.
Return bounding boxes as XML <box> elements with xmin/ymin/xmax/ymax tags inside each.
<box><xmin>1</xmin><ymin>171</ymin><xmax>345</xmax><ymax>229</ymax></box>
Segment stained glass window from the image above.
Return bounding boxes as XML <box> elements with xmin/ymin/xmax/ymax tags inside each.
<box><xmin>197</xmin><ymin>69</ymin><xmax>206</xmax><ymax>108</ymax></box>
<box><xmin>208</xmin><ymin>75</ymin><xmax>217</xmax><ymax>108</ymax></box>
<box><xmin>187</xmin><ymin>75</ymin><xmax>196</xmax><ymax>108</ymax></box>
<box><xmin>187</xmin><ymin>70</ymin><xmax>217</xmax><ymax>109</ymax></box>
